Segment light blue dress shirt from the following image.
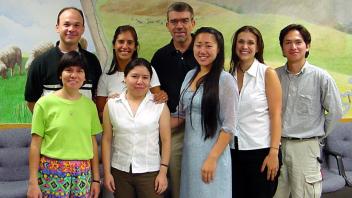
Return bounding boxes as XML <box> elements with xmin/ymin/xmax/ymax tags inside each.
<box><xmin>276</xmin><ymin>61</ymin><xmax>343</xmax><ymax>138</ymax></box>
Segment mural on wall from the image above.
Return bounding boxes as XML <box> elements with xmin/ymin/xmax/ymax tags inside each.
<box><xmin>0</xmin><ymin>0</ymin><xmax>351</xmax><ymax>123</ymax></box>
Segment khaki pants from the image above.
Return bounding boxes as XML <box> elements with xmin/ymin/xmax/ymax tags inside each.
<box><xmin>167</xmin><ymin>125</ymin><xmax>184</xmax><ymax>198</ymax></box>
<box><xmin>274</xmin><ymin>138</ymin><xmax>322</xmax><ymax>198</ymax></box>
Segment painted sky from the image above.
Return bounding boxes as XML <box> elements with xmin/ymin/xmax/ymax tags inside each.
<box><xmin>0</xmin><ymin>0</ymin><xmax>94</xmax><ymax>53</ymax></box>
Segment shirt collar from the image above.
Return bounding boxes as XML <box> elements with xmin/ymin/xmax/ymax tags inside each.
<box><xmin>246</xmin><ymin>59</ymin><xmax>259</xmax><ymax>77</ymax></box>
<box><xmin>116</xmin><ymin>90</ymin><xmax>154</xmax><ymax>102</ymax></box>
<box><xmin>166</xmin><ymin>34</ymin><xmax>195</xmax><ymax>56</ymax></box>
<box><xmin>233</xmin><ymin>59</ymin><xmax>259</xmax><ymax>79</ymax></box>
<box><xmin>55</xmin><ymin>41</ymin><xmax>82</xmax><ymax>53</ymax></box>
<box><xmin>284</xmin><ymin>61</ymin><xmax>309</xmax><ymax>76</ymax></box>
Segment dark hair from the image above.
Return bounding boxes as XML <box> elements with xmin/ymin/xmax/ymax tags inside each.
<box><xmin>57</xmin><ymin>51</ymin><xmax>88</xmax><ymax>85</ymax></box>
<box><xmin>229</xmin><ymin>26</ymin><xmax>264</xmax><ymax>74</ymax></box>
<box><xmin>57</xmin><ymin>7</ymin><xmax>84</xmax><ymax>26</ymax></box>
<box><xmin>124</xmin><ymin>58</ymin><xmax>153</xmax><ymax>79</ymax></box>
<box><xmin>167</xmin><ymin>2</ymin><xmax>194</xmax><ymax>20</ymax></box>
<box><xmin>182</xmin><ymin>27</ymin><xmax>224</xmax><ymax>140</ymax></box>
<box><xmin>279</xmin><ymin>24</ymin><xmax>311</xmax><ymax>58</ymax></box>
<box><xmin>107</xmin><ymin>25</ymin><xmax>139</xmax><ymax>75</ymax></box>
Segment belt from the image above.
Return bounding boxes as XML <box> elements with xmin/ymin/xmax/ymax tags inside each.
<box><xmin>282</xmin><ymin>136</ymin><xmax>320</xmax><ymax>141</ymax></box>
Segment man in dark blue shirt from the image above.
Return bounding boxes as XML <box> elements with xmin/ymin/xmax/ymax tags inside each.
<box><xmin>151</xmin><ymin>2</ymin><xmax>198</xmax><ymax>198</ymax></box>
<box><xmin>25</xmin><ymin>7</ymin><xmax>102</xmax><ymax>113</ymax></box>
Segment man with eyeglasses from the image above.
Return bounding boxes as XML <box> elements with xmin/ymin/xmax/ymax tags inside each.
<box><xmin>151</xmin><ymin>2</ymin><xmax>198</xmax><ymax>198</ymax></box>
<box><xmin>25</xmin><ymin>7</ymin><xmax>102</xmax><ymax>113</ymax></box>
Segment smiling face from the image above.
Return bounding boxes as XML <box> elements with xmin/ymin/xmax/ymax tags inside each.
<box><xmin>125</xmin><ymin>65</ymin><xmax>151</xmax><ymax>97</ymax></box>
<box><xmin>114</xmin><ymin>31</ymin><xmax>137</xmax><ymax>63</ymax></box>
<box><xmin>193</xmin><ymin>33</ymin><xmax>219</xmax><ymax>69</ymax></box>
<box><xmin>56</xmin><ymin>9</ymin><xmax>85</xmax><ymax>48</ymax></box>
<box><xmin>282</xmin><ymin>30</ymin><xmax>310</xmax><ymax>64</ymax></box>
<box><xmin>235</xmin><ymin>31</ymin><xmax>258</xmax><ymax>64</ymax></box>
<box><xmin>166</xmin><ymin>11</ymin><xmax>195</xmax><ymax>44</ymax></box>
<box><xmin>60</xmin><ymin>66</ymin><xmax>86</xmax><ymax>90</ymax></box>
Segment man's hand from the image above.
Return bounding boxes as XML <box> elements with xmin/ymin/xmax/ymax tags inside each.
<box><xmin>153</xmin><ymin>90</ymin><xmax>168</xmax><ymax>104</ymax></box>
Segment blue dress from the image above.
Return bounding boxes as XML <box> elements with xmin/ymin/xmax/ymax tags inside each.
<box><xmin>179</xmin><ymin>70</ymin><xmax>237</xmax><ymax>198</ymax></box>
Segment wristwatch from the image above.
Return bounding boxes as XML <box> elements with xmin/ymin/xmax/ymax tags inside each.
<box><xmin>92</xmin><ymin>179</ymin><xmax>101</xmax><ymax>184</ymax></box>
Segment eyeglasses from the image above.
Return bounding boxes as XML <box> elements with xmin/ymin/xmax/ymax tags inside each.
<box><xmin>168</xmin><ymin>18</ymin><xmax>192</xmax><ymax>26</ymax></box>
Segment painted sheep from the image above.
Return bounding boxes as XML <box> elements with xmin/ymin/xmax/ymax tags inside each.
<box><xmin>0</xmin><ymin>46</ymin><xmax>22</xmax><ymax>79</ymax></box>
<box><xmin>79</xmin><ymin>37</ymin><xmax>88</xmax><ymax>50</ymax></box>
<box><xmin>25</xmin><ymin>37</ymin><xmax>88</xmax><ymax>71</ymax></box>
<box><xmin>24</xmin><ymin>42</ymin><xmax>54</xmax><ymax>71</ymax></box>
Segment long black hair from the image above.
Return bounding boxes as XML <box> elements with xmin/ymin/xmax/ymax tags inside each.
<box><xmin>182</xmin><ymin>27</ymin><xmax>224</xmax><ymax>140</ymax></box>
<box><xmin>229</xmin><ymin>25</ymin><xmax>264</xmax><ymax>74</ymax></box>
<box><xmin>107</xmin><ymin>25</ymin><xmax>139</xmax><ymax>75</ymax></box>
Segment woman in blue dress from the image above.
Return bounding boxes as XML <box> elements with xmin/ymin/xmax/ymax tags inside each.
<box><xmin>172</xmin><ymin>27</ymin><xmax>237</xmax><ymax>198</ymax></box>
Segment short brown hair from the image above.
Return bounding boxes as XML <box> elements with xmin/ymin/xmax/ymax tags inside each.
<box><xmin>57</xmin><ymin>7</ymin><xmax>85</xmax><ymax>26</ymax></box>
<box><xmin>167</xmin><ymin>2</ymin><xmax>194</xmax><ymax>21</ymax></box>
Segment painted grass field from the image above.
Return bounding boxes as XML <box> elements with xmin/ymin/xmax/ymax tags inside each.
<box><xmin>0</xmin><ymin>0</ymin><xmax>351</xmax><ymax>123</ymax></box>
<box><xmin>0</xmin><ymin>58</ymin><xmax>32</xmax><ymax>123</ymax></box>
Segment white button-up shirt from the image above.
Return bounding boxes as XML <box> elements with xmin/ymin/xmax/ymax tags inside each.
<box><xmin>107</xmin><ymin>91</ymin><xmax>164</xmax><ymax>173</ymax></box>
<box><xmin>233</xmin><ymin>59</ymin><xmax>271</xmax><ymax>150</ymax></box>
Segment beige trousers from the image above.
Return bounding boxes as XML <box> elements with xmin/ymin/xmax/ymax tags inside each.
<box><xmin>274</xmin><ymin>138</ymin><xmax>322</xmax><ymax>198</ymax></box>
<box><xmin>167</xmin><ymin>125</ymin><xmax>184</xmax><ymax>198</ymax></box>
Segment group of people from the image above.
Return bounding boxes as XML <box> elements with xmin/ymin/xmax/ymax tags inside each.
<box><xmin>25</xmin><ymin>2</ymin><xmax>343</xmax><ymax>198</ymax></box>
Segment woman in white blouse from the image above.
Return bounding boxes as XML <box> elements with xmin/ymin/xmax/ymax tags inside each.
<box><xmin>229</xmin><ymin>26</ymin><xmax>282</xmax><ymax>198</ymax></box>
<box><xmin>102</xmin><ymin>58</ymin><xmax>171</xmax><ymax>198</ymax></box>
<box><xmin>96</xmin><ymin>25</ymin><xmax>166</xmax><ymax>120</ymax></box>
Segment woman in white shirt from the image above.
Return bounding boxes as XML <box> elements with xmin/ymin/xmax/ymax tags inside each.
<box><xmin>102</xmin><ymin>58</ymin><xmax>171</xmax><ymax>198</ymax></box>
<box><xmin>96</xmin><ymin>25</ymin><xmax>166</xmax><ymax>119</ymax></box>
<box><xmin>229</xmin><ymin>26</ymin><xmax>282</xmax><ymax>198</ymax></box>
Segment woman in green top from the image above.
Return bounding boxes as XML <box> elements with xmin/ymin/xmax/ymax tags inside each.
<box><xmin>27</xmin><ymin>51</ymin><xmax>102</xmax><ymax>198</ymax></box>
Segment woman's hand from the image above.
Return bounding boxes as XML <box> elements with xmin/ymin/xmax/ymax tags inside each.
<box><xmin>154</xmin><ymin>172</ymin><xmax>168</xmax><ymax>194</ymax></box>
<box><xmin>201</xmin><ymin>156</ymin><xmax>217</xmax><ymax>184</ymax></box>
<box><xmin>27</xmin><ymin>182</ymin><xmax>42</xmax><ymax>198</ymax></box>
<box><xmin>104</xmin><ymin>173</ymin><xmax>116</xmax><ymax>193</ymax></box>
<box><xmin>261</xmin><ymin>148</ymin><xmax>279</xmax><ymax>181</ymax></box>
<box><xmin>90</xmin><ymin>182</ymin><xmax>100</xmax><ymax>198</ymax></box>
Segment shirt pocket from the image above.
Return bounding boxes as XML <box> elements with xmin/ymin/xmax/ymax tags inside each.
<box><xmin>296</xmin><ymin>94</ymin><xmax>313</xmax><ymax>116</ymax></box>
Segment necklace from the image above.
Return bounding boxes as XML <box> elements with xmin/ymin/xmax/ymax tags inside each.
<box><xmin>238</xmin><ymin>66</ymin><xmax>247</xmax><ymax>73</ymax></box>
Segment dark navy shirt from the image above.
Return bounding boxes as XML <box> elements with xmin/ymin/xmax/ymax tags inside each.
<box><xmin>151</xmin><ymin>39</ymin><xmax>198</xmax><ymax>113</ymax></box>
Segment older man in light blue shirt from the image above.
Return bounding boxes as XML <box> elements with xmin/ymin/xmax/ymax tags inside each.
<box><xmin>274</xmin><ymin>24</ymin><xmax>343</xmax><ymax>198</ymax></box>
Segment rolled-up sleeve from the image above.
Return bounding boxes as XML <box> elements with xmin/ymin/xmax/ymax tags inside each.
<box><xmin>97</xmin><ymin>74</ymin><xmax>108</xmax><ymax>97</ymax></box>
<box><xmin>150</xmin><ymin>66</ymin><xmax>161</xmax><ymax>88</ymax></box>
<box><xmin>322</xmin><ymin>72</ymin><xmax>343</xmax><ymax>136</ymax></box>
<box><xmin>171</xmin><ymin>70</ymin><xmax>195</xmax><ymax>119</ymax></box>
<box><xmin>219</xmin><ymin>72</ymin><xmax>238</xmax><ymax>135</ymax></box>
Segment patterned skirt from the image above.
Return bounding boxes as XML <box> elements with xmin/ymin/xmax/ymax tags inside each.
<box><xmin>38</xmin><ymin>156</ymin><xmax>92</xmax><ymax>198</ymax></box>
